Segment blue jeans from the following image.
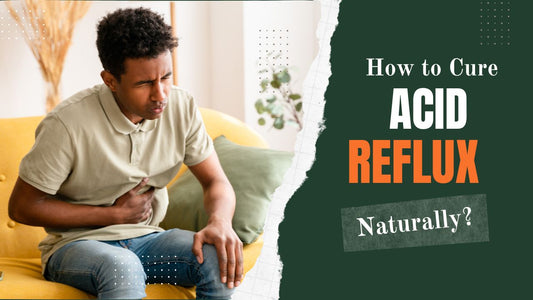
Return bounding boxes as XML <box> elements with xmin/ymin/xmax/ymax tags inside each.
<box><xmin>44</xmin><ymin>229</ymin><xmax>232</xmax><ymax>299</ymax></box>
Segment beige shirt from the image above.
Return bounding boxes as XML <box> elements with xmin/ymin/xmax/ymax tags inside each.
<box><xmin>19</xmin><ymin>84</ymin><xmax>213</xmax><ymax>271</ymax></box>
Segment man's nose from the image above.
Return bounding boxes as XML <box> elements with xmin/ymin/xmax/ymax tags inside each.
<box><xmin>151</xmin><ymin>81</ymin><xmax>167</xmax><ymax>102</ymax></box>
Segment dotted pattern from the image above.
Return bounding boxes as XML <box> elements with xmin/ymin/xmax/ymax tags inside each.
<box><xmin>112</xmin><ymin>255</ymin><xmax>188</xmax><ymax>286</ymax></box>
<box><xmin>479</xmin><ymin>1</ymin><xmax>511</xmax><ymax>46</ymax></box>
<box><xmin>0</xmin><ymin>6</ymin><xmax>47</xmax><ymax>41</ymax></box>
<box><xmin>145</xmin><ymin>261</ymin><xmax>181</xmax><ymax>284</ymax></box>
<box><xmin>112</xmin><ymin>255</ymin><xmax>144</xmax><ymax>287</ymax></box>
<box><xmin>258</xmin><ymin>28</ymin><xmax>289</xmax><ymax>67</ymax></box>
<box><xmin>258</xmin><ymin>28</ymin><xmax>290</xmax><ymax>94</ymax></box>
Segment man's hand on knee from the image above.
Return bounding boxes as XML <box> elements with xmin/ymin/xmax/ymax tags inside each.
<box><xmin>192</xmin><ymin>218</ymin><xmax>244</xmax><ymax>289</ymax></box>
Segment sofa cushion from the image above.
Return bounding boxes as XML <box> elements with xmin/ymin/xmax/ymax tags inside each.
<box><xmin>161</xmin><ymin>136</ymin><xmax>293</xmax><ymax>244</ymax></box>
<box><xmin>0</xmin><ymin>258</ymin><xmax>93</xmax><ymax>299</ymax></box>
<box><xmin>0</xmin><ymin>116</ymin><xmax>47</xmax><ymax>258</ymax></box>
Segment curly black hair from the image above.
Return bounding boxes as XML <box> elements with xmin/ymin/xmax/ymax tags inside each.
<box><xmin>96</xmin><ymin>7</ymin><xmax>178</xmax><ymax>80</ymax></box>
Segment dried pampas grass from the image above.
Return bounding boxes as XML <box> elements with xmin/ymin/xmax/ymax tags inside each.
<box><xmin>5</xmin><ymin>0</ymin><xmax>91</xmax><ymax>112</ymax></box>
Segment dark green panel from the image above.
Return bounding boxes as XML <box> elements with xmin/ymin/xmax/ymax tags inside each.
<box><xmin>279</xmin><ymin>0</ymin><xmax>532</xmax><ymax>298</ymax></box>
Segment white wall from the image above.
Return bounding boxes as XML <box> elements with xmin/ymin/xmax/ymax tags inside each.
<box><xmin>0</xmin><ymin>4</ymin><xmax>46</xmax><ymax>117</ymax></box>
<box><xmin>173</xmin><ymin>2</ymin><xmax>245</xmax><ymax>119</ymax></box>
<box><xmin>172</xmin><ymin>2</ymin><xmax>212</xmax><ymax>109</ymax></box>
<box><xmin>209</xmin><ymin>2</ymin><xmax>245</xmax><ymax>120</ymax></box>
<box><xmin>175</xmin><ymin>1</ymin><xmax>320</xmax><ymax>151</ymax></box>
<box><xmin>0</xmin><ymin>1</ymin><xmax>320</xmax><ymax>151</ymax></box>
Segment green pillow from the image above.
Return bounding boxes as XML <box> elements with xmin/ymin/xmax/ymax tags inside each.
<box><xmin>160</xmin><ymin>135</ymin><xmax>294</xmax><ymax>244</ymax></box>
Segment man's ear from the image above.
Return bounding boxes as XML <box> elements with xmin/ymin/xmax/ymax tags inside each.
<box><xmin>101</xmin><ymin>70</ymin><xmax>119</xmax><ymax>92</ymax></box>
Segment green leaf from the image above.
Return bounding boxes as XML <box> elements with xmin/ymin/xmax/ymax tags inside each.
<box><xmin>266</xmin><ymin>95</ymin><xmax>277</xmax><ymax>103</ymax></box>
<box><xmin>258</xmin><ymin>118</ymin><xmax>266</xmax><ymax>126</ymax></box>
<box><xmin>276</xmin><ymin>70</ymin><xmax>291</xmax><ymax>83</ymax></box>
<box><xmin>289</xmin><ymin>94</ymin><xmax>301</xmax><ymax>100</ymax></box>
<box><xmin>265</xmin><ymin>103</ymin><xmax>276</xmax><ymax>113</ymax></box>
<box><xmin>270</xmin><ymin>80</ymin><xmax>281</xmax><ymax>89</ymax></box>
<box><xmin>255</xmin><ymin>100</ymin><xmax>265</xmax><ymax>114</ymax></box>
<box><xmin>273</xmin><ymin>117</ymin><xmax>285</xmax><ymax>129</ymax></box>
<box><xmin>260</xmin><ymin>79</ymin><xmax>270</xmax><ymax>91</ymax></box>
<box><xmin>295</xmin><ymin>102</ymin><xmax>303</xmax><ymax>112</ymax></box>
<box><xmin>271</xmin><ymin>105</ymin><xmax>284</xmax><ymax>117</ymax></box>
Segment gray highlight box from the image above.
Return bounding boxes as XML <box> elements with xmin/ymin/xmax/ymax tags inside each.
<box><xmin>341</xmin><ymin>194</ymin><xmax>489</xmax><ymax>252</ymax></box>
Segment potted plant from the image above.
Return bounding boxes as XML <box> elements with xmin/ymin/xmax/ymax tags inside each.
<box><xmin>255</xmin><ymin>56</ymin><xmax>303</xmax><ymax>131</ymax></box>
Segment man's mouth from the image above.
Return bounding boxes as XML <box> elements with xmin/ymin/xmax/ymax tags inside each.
<box><xmin>151</xmin><ymin>103</ymin><xmax>167</xmax><ymax>114</ymax></box>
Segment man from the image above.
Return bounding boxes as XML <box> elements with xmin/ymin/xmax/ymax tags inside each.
<box><xmin>8</xmin><ymin>7</ymin><xmax>242</xmax><ymax>299</ymax></box>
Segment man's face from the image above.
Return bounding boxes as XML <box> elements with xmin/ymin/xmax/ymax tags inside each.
<box><xmin>102</xmin><ymin>51</ymin><xmax>173</xmax><ymax>124</ymax></box>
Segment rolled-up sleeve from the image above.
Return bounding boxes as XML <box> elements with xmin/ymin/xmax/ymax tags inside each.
<box><xmin>19</xmin><ymin>114</ymin><xmax>74</xmax><ymax>195</ymax></box>
<box><xmin>183</xmin><ymin>99</ymin><xmax>213</xmax><ymax>166</ymax></box>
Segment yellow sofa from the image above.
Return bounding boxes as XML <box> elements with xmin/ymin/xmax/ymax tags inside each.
<box><xmin>0</xmin><ymin>108</ymin><xmax>266</xmax><ymax>299</ymax></box>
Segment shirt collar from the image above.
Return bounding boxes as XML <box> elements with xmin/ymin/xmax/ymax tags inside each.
<box><xmin>99</xmin><ymin>84</ymin><xmax>157</xmax><ymax>134</ymax></box>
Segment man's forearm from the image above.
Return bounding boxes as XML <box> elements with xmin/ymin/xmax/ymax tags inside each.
<box><xmin>202</xmin><ymin>178</ymin><xmax>236</xmax><ymax>224</ymax></box>
<box><xmin>9</xmin><ymin>177</ymin><xmax>120</xmax><ymax>228</ymax></box>
<box><xmin>188</xmin><ymin>152</ymin><xmax>243</xmax><ymax>289</ymax></box>
<box><xmin>12</xmin><ymin>197</ymin><xmax>118</xmax><ymax>228</ymax></box>
<box><xmin>8</xmin><ymin>177</ymin><xmax>154</xmax><ymax>228</ymax></box>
